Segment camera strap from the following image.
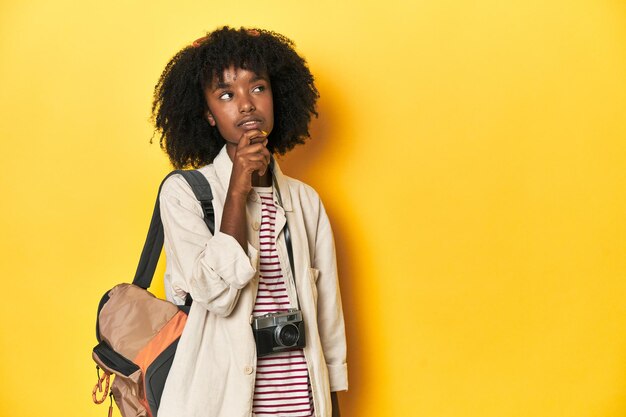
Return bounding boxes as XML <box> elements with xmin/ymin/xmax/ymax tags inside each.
<box><xmin>270</xmin><ymin>158</ymin><xmax>297</xmax><ymax>301</ymax></box>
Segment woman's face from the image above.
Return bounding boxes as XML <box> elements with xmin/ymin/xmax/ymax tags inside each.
<box><xmin>204</xmin><ymin>65</ymin><xmax>274</xmax><ymax>146</ymax></box>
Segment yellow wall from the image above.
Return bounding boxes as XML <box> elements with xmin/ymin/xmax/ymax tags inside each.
<box><xmin>1</xmin><ymin>1</ymin><xmax>625</xmax><ymax>416</ymax></box>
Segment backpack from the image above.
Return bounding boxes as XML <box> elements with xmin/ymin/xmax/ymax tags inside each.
<box><xmin>91</xmin><ymin>170</ymin><xmax>214</xmax><ymax>417</ymax></box>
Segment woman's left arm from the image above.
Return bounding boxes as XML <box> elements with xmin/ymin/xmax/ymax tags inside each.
<box><xmin>312</xmin><ymin>197</ymin><xmax>349</xmax><ymax>393</ymax></box>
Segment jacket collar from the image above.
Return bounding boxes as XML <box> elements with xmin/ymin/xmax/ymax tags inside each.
<box><xmin>213</xmin><ymin>145</ymin><xmax>293</xmax><ymax>212</ymax></box>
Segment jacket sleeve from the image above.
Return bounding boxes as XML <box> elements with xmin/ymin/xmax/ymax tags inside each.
<box><xmin>312</xmin><ymin>197</ymin><xmax>348</xmax><ymax>392</ymax></box>
<box><xmin>159</xmin><ymin>175</ymin><xmax>258</xmax><ymax>317</ymax></box>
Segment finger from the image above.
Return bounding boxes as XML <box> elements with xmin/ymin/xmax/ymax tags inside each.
<box><xmin>258</xmin><ymin>160</ymin><xmax>269</xmax><ymax>177</ymax></box>
<box><xmin>259</xmin><ymin>158</ymin><xmax>270</xmax><ymax>177</ymax></box>
<box><xmin>260</xmin><ymin>146</ymin><xmax>271</xmax><ymax>166</ymax></box>
<box><xmin>237</xmin><ymin>129</ymin><xmax>258</xmax><ymax>150</ymax></box>
<box><xmin>240</xmin><ymin>146</ymin><xmax>270</xmax><ymax>168</ymax></box>
<box><xmin>259</xmin><ymin>161</ymin><xmax>270</xmax><ymax>176</ymax></box>
<box><xmin>248</xmin><ymin>130</ymin><xmax>268</xmax><ymax>145</ymax></box>
<box><xmin>244</xmin><ymin>150</ymin><xmax>270</xmax><ymax>168</ymax></box>
<box><xmin>242</xmin><ymin>153</ymin><xmax>269</xmax><ymax>163</ymax></box>
<box><xmin>241</xmin><ymin>129</ymin><xmax>264</xmax><ymax>142</ymax></box>
<box><xmin>237</xmin><ymin>151</ymin><xmax>269</xmax><ymax>168</ymax></box>
<box><xmin>236</xmin><ymin>143</ymin><xmax>269</xmax><ymax>158</ymax></box>
<box><xmin>255</xmin><ymin>135</ymin><xmax>268</xmax><ymax>148</ymax></box>
<box><xmin>245</xmin><ymin>160</ymin><xmax>266</xmax><ymax>175</ymax></box>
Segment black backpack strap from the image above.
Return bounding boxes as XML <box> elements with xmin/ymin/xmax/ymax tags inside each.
<box><xmin>132</xmin><ymin>170</ymin><xmax>214</xmax><ymax>291</ymax></box>
<box><xmin>177</xmin><ymin>170</ymin><xmax>215</xmax><ymax>233</ymax></box>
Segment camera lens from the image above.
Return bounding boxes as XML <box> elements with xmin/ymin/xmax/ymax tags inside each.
<box><xmin>275</xmin><ymin>323</ymin><xmax>300</xmax><ymax>347</ymax></box>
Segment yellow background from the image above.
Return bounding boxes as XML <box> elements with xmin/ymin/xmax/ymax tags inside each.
<box><xmin>1</xmin><ymin>1</ymin><xmax>625</xmax><ymax>416</ymax></box>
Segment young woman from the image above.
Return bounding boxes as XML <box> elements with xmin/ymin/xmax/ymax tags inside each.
<box><xmin>151</xmin><ymin>27</ymin><xmax>347</xmax><ymax>417</ymax></box>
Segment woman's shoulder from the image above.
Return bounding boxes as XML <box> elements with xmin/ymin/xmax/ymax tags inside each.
<box><xmin>161</xmin><ymin>164</ymin><xmax>215</xmax><ymax>191</ymax></box>
<box><xmin>281</xmin><ymin>172</ymin><xmax>317</xmax><ymax>194</ymax></box>
<box><xmin>281</xmin><ymin>174</ymin><xmax>326</xmax><ymax>214</ymax></box>
<box><xmin>160</xmin><ymin>164</ymin><xmax>216</xmax><ymax>197</ymax></box>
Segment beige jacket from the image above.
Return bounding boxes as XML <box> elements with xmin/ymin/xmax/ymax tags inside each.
<box><xmin>157</xmin><ymin>145</ymin><xmax>348</xmax><ymax>417</ymax></box>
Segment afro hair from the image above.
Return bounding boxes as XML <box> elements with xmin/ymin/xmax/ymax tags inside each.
<box><xmin>151</xmin><ymin>26</ymin><xmax>319</xmax><ymax>169</ymax></box>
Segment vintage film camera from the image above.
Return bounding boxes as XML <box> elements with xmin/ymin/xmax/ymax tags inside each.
<box><xmin>252</xmin><ymin>309</ymin><xmax>306</xmax><ymax>357</ymax></box>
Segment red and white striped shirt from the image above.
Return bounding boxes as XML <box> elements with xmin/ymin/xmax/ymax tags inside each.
<box><xmin>252</xmin><ymin>186</ymin><xmax>314</xmax><ymax>417</ymax></box>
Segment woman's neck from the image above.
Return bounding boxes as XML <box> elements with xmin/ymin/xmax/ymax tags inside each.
<box><xmin>252</xmin><ymin>170</ymin><xmax>272</xmax><ymax>187</ymax></box>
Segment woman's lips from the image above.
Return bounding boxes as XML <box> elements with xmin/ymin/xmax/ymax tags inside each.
<box><xmin>239</xmin><ymin>120</ymin><xmax>262</xmax><ymax>130</ymax></box>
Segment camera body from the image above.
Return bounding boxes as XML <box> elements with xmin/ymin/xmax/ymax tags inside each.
<box><xmin>252</xmin><ymin>309</ymin><xmax>306</xmax><ymax>357</ymax></box>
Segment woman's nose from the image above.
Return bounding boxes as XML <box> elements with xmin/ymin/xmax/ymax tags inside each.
<box><xmin>239</xmin><ymin>95</ymin><xmax>255</xmax><ymax>113</ymax></box>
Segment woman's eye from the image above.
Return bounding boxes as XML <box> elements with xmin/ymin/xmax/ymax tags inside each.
<box><xmin>252</xmin><ymin>85</ymin><xmax>265</xmax><ymax>93</ymax></box>
<box><xmin>219</xmin><ymin>92</ymin><xmax>233</xmax><ymax>100</ymax></box>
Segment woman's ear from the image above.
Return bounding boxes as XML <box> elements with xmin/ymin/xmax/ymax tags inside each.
<box><xmin>206</xmin><ymin>110</ymin><xmax>216</xmax><ymax>126</ymax></box>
